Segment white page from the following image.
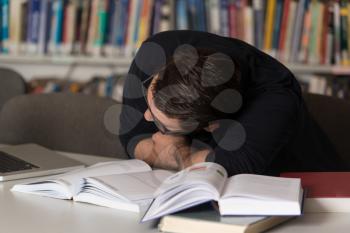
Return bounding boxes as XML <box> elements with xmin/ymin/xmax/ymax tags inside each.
<box><xmin>221</xmin><ymin>174</ymin><xmax>301</xmax><ymax>202</ymax></box>
<box><xmin>81</xmin><ymin>169</ymin><xmax>174</xmax><ymax>201</ymax></box>
<box><xmin>142</xmin><ymin>162</ymin><xmax>227</xmax><ymax>222</ymax></box>
<box><xmin>12</xmin><ymin>160</ymin><xmax>152</xmax><ymax>198</ymax></box>
<box><xmin>155</xmin><ymin>162</ymin><xmax>227</xmax><ymax>198</ymax></box>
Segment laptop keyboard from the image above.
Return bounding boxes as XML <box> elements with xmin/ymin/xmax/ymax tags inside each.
<box><xmin>0</xmin><ymin>151</ymin><xmax>39</xmax><ymax>173</ymax></box>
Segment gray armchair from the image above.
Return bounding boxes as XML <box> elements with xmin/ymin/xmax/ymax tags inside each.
<box><xmin>0</xmin><ymin>93</ymin><xmax>128</xmax><ymax>158</ymax></box>
<box><xmin>303</xmin><ymin>93</ymin><xmax>350</xmax><ymax>165</ymax></box>
<box><xmin>0</xmin><ymin>68</ymin><xmax>26</xmax><ymax>110</ymax></box>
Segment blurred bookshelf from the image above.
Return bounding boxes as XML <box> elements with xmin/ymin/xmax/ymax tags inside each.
<box><xmin>1</xmin><ymin>0</ymin><xmax>350</xmax><ymax>99</ymax></box>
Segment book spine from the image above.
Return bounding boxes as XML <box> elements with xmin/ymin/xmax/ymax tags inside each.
<box><xmin>220</xmin><ymin>0</ymin><xmax>229</xmax><ymax>36</ymax></box>
<box><xmin>79</xmin><ymin>0</ymin><xmax>91</xmax><ymax>54</ymax></box>
<box><xmin>175</xmin><ymin>0</ymin><xmax>187</xmax><ymax>30</ymax></box>
<box><xmin>271</xmin><ymin>0</ymin><xmax>283</xmax><ymax>57</ymax></box>
<box><xmin>284</xmin><ymin>0</ymin><xmax>297</xmax><ymax>62</ymax></box>
<box><xmin>54</xmin><ymin>0</ymin><xmax>64</xmax><ymax>54</ymax></box>
<box><xmin>72</xmin><ymin>0</ymin><xmax>83</xmax><ymax>55</ymax></box>
<box><xmin>207</xmin><ymin>0</ymin><xmax>220</xmax><ymax>35</ymax></box>
<box><xmin>244</xmin><ymin>1</ymin><xmax>253</xmax><ymax>45</ymax></box>
<box><xmin>278</xmin><ymin>0</ymin><xmax>290</xmax><ymax>60</ymax></box>
<box><xmin>326</xmin><ymin>3</ymin><xmax>335</xmax><ymax>65</ymax></box>
<box><xmin>289</xmin><ymin>0</ymin><xmax>306</xmax><ymax>63</ymax></box>
<box><xmin>228</xmin><ymin>0</ymin><xmax>237</xmax><ymax>38</ymax></box>
<box><xmin>28</xmin><ymin>0</ymin><xmax>41</xmax><ymax>54</ymax></box>
<box><xmin>340</xmin><ymin>0</ymin><xmax>349</xmax><ymax>65</ymax></box>
<box><xmin>37</xmin><ymin>0</ymin><xmax>49</xmax><ymax>55</ymax></box>
<box><xmin>93</xmin><ymin>0</ymin><xmax>108</xmax><ymax>56</ymax></box>
<box><xmin>320</xmin><ymin>1</ymin><xmax>330</xmax><ymax>65</ymax></box>
<box><xmin>263</xmin><ymin>0</ymin><xmax>276</xmax><ymax>55</ymax></box>
<box><xmin>86</xmin><ymin>0</ymin><xmax>98</xmax><ymax>55</ymax></box>
<box><xmin>333</xmin><ymin>1</ymin><xmax>341</xmax><ymax>65</ymax></box>
<box><xmin>1</xmin><ymin>0</ymin><xmax>9</xmax><ymax>53</ymax></box>
<box><xmin>253</xmin><ymin>0</ymin><xmax>264</xmax><ymax>49</ymax></box>
<box><xmin>197</xmin><ymin>0</ymin><xmax>206</xmax><ymax>31</ymax></box>
<box><xmin>298</xmin><ymin>0</ymin><xmax>312</xmax><ymax>63</ymax></box>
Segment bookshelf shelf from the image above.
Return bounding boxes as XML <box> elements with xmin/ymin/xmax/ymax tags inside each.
<box><xmin>0</xmin><ymin>55</ymin><xmax>133</xmax><ymax>67</ymax></box>
<box><xmin>1</xmin><ymin>54</ymin><xmax>349</xmax><ymax>75</ymax></box>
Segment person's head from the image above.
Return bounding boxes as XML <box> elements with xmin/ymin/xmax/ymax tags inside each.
<box><xmin>143</xmin><ymin>47</ymin><xmax>242</xmax><ymax>135</ymax></box>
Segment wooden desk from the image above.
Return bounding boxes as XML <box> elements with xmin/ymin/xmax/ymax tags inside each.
<box><xmin>0</xmin><ymin>150</ymin><xmax>349</xmax><ymax>233</ymax></box>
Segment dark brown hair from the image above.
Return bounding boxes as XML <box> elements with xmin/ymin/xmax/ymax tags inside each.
<box><xmin>152</xmin><ymin>47</ymin><xmax>241</xmax><ymax>128</ymax></box>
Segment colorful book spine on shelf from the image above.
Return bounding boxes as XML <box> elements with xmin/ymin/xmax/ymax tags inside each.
<box><xmin>253</xmin><ymin>0</ymin><xmax>264</xmax><ymax>49</ymax></box>
<box><xmin>263</xmin><ymin>0</ymin><xmax>276</xmax><ymax>55</ymax></box>
<box><xmin>1</xmin><ymin>0</ymin><xmax>9</xmax><ymax>53</ymax></box>
<box><xmin>1</xmin><ymin>0</ymin><xmax>350</xmax><ymax>69</ymax></box>
<box><xmin>339</xmin><ymin>0</ymin><xmax>349</xmax><ymax>65</ymax></box>
<box><xmin>219</xmin><ymin>0</ymin><xmax>229</xmax><ymax>37</ymax></box>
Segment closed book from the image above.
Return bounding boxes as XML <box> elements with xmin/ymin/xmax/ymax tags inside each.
<box><xmin>159</xmin><ymin>206</ymin><xmax>293</xmax><ymax>233</ymax></box>
<box><xmin>281</xmin><ymin>172</ymin><xmax>350</xmax><ymax>213</ymax></box>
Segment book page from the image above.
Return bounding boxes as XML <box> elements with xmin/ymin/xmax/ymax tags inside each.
<box><xmin>58</xmin><ymin>159</ymin><xmax>152</xmax><ymax>195</ymax></box>
<box><xmin>80</xmin><ymin>169</ymin><xmax>174</xmax><ymax>201</ymax></box>
<box><xmin>142</xmin><ymin>162</ymin><xmax>227</xmax><ymax>222</ymax></box>
<box><xmin>155</xmin><ymin>162</ymin><xmax>227</xmax><ymax>198</ymax></box>
<box><xmin>221</xmin><ymin>174</ymin><xmax>301</xmax><ymax>201</ymax></box>
<box><xmin>12</xmin><ymin>160</ymin><xmax>151</xmax><ymax>199</ymax></box>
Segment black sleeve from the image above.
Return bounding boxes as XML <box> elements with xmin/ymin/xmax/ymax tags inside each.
<box><xmin>209</xmin><ymin>87</ymin><xmax>301</xmax><ymax>176</ymax></box>
<box><xmin>118</xmin><ymin>60</ymin><xmax>157</xmax><ymax>158</ymax></box>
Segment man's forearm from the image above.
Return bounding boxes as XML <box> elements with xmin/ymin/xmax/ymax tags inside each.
<box><xmin>134</xmin><ymin>138</ymin><xmax>157</xmax><ymax>165</ymax></box>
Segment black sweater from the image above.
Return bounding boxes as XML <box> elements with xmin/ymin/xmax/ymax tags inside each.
<box><xmin>119</xmin><ymin>30</ymin><xmax>346</xmax><ymax>176</ymax></box>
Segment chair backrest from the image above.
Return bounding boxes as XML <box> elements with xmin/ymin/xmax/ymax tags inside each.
<box><xmin>0</xmin><ymin>93</ymin><xmax>128</xmax><ymax>158</ymax></box>
<box><xmin>303</xmin><ymin>93</ymin><xmax>350</xmax><ymax>165</ymax></box>
<box><xmin>0</xmin><ymin>68</ymin><xmax>26</xmax><ymax>110</ymax></box>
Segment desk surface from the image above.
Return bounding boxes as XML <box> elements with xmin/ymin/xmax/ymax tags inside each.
<box><xmin>1</xmin><ymin>150</ymin><xmax>350</xmax><ymax>233</ymax></box>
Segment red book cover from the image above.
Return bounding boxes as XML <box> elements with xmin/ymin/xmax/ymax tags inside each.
<box><xmin>280</xmin><ymin>172</ymin><xmax>350</xmax><ymax>198</ymax></box>
<box><xmin>278</xmin><ymin>0</ymin><xmax>290</xmax><ymax>56</ymax></box>
<box><xmin>228</xmin><ymin>1</ymin><xmax>237</xmax><ymax>38</ymax></box>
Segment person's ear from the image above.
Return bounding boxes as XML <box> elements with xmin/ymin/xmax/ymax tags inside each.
<box><xmin>144</xmin><ymin>109</ymin><xmax>153</xmax><ymax>122</ymax></box>
<box><xmin>204</xmin><ymin>122</ymin><xmax>220</xmax><ymax>132</ymax></box>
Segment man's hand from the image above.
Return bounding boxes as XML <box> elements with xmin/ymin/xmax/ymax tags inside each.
<box><xmin>151</xmin><ymin>132</ymin><xmax>191</xmax><ymax>170</ymax></box>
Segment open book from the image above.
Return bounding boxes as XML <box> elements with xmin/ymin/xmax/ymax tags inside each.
<box><xmin>141</xmin><ymin>162</ymin><xmax>303</xmax><ymax>222</ymax></box>
<box><xmin>12</xmin><ymin>160</ymin><xmax>303</xmax><ymax>218</ymax></box>
<box><xmin>11</xmin><ymin>159</ymin><xmax>174</xmax><ymax>212</ymax></box>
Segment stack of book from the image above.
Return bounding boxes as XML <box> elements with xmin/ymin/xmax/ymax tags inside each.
<box><xmin>298</xmin><ymin>74</ymin><xmax>350</xmax><ymax>99</ymax></box>
<box><xmin>1</xmin><ymin>0</ymin><xmax>350</xmax><ymax>67</ymax></box>
<box><xmin>27</xmin><ymin>74</ymin><xmax>124</xmax><ymax>101</ymax></box>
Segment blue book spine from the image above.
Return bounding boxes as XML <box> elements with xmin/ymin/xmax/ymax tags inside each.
<box><xmin>38</xmin><ymin>0</ymin><xmax>52</xmax><ymax>54</ymax></box>
<box><xmin>272</xmin><ymin>0</ymin><xmax>284</xmax><ymax>53</ymax></box>
<box><xmin>220</xmin><ymin>0</ymin><xmax>229</xmax><ymax>36</ymax></box>
<box><xmin>54</xmin><ymin>0</ymin><xmax>64</xmax><ymax>47</ymax></box>
<box><xmin>187</xmin><ymin>0</ymin><xmax>197</xmax><ymax>30</ymax></box>
<box><xmin>176</xmin><ymin>0</ymin><xmax>188</xmax><ymax>30</ymax></box>
<box><xmin>132</xmin><ymin>0</ymin><xmax>142</xmax><ymax>46</ymax></box>
<box><xmin>196</xmin><ymin>0</ymin><xmax>206</xmax><ymax>31</ymax></box>
<box><xmin>116</xmin><ymin>0</ymin><xmax>129</xmax><ymax>47</ymax></box>
<box><xmin>1</xmin><ymin>0</ymin><xmax>9</xmax><ymax>53</ymax></box>
<box><xmin>31</xmin><ymin>0</ymin><xmax>41</xmax><ymax>44</ymax></box>
<box><xmin>106</xmin><ymin>0</ymin><xmax>116</xmax><ymax>45</ymax></box>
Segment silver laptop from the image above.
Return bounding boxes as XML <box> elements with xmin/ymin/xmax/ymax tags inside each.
<box><xmin>0</xmin><ymin>144</ymin><xmax>85</xmax><ymax>181</ymax></box>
